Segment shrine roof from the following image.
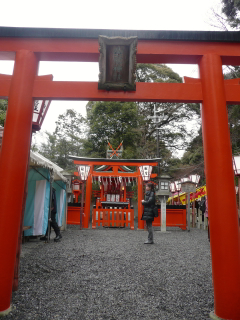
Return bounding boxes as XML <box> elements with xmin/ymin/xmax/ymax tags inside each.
<box><xmin>0</xmin><ymin>27</ymin><xmax>240</xmax><ymax>43</ymax></box>
<box><xmin>69</xmin><ymin>156</ymin><xmax>160</xmax><ymax>165</ymax></box>
<box><xmin>96</xmin><ymin>165</ymin><xmax>134</xmax><ymax>172</ymax></box>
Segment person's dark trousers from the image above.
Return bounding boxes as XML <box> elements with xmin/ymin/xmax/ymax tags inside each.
<box><xmin>46</xmin><ymin>211</ymin><xmax>60</xmax><ymax>237</ymax></box>
<box><xmin>146</xmin><ymin>220</ymin><xmax>153</xmax><ymax>242</ymax></box>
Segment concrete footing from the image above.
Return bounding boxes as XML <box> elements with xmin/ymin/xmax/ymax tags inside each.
<box><xmin>0</xmin><ymin>306</ymin><xmax>12</xmax><ymax>317</ymax></box>
<box><xmin>209</xmin><ymin>311</ymin><xmax>225</xmax><ymax>320</ymax></box>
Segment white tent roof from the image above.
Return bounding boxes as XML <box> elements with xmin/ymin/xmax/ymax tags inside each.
<box><xmin>30</xmin><ymin>151</ymin><xmax>67</xmax><ymax>182</ymax></box>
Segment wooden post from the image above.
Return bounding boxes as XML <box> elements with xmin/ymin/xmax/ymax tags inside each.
<box><xmin>138</xmin><ymin>172</ymin><xmax>144</xmax><ymax>229</ymax></box>
<box><xmin>187</xmin><ymin>193</ymin><xmax>190</xmax><ymax>232</ymax></box>
<box><xmin>192</xmin><ymin>196</ymin><xmax>195</xmax><ymax>227</ymax></box>
<box><xmin>84</xmin><ymin>166</ymin><xmax>93</xmax><ymax>228</ymax></box>
<box><xmin>0</xmin><ymin>50</ymin><xmax>38</xmax><ymax>314</ymax></box>
<box><xmin>160</xmin><ymin>197</ymin><xmax>166</xmax><ymax>232</ymax></box>
<box><xmin>199</xmin><ymin>53</ymin><xmax>240</xmax><ymax>320</ymax></box>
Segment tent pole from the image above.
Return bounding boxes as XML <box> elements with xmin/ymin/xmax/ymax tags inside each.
<box><xmin>47</xmin><ymin>174</ymin><xmax>53</xmax><ymax>242</ymax></box>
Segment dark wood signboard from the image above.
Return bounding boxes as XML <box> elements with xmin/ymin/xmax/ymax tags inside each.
<box><xmin>98</xmin><ymin>36</ymin><xmax>138</xmax><ymax>91</ymax></box>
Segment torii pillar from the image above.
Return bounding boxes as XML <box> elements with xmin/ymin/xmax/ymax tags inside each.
<box><xmin>0</xmin><ymin>50</ymin><xmax>38</xmax><ymax>315</ymax></box>
<box><xmin>199</xmin><ymin>53</ymin><xmax>240</xmax><ymax>320</ymax></box>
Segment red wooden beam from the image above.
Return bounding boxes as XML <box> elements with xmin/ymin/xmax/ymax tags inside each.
<box><xmin>33</xmin><ymin>81</ymin><xmax>202</xmax><ymax>103</ymax></box>
<box><xmin>1</xmin><ymin>38</ymin><xmax>240</xmax><ymax>65</ymax></box>
<box><xmin>2</xmin><ymin>76</ymin><xmax>240</xmax><ymax>104</ymax></box>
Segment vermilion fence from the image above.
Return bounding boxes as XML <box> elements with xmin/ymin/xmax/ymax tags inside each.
<box><xmin>92</xmin><ymin>208</ymin><xmax>134</xmax><ymax>230</ymax></box>
<box><xmin>152</xmin><ymin>206</ymin><xmax>187</xmax><ymax>230</ymax></box>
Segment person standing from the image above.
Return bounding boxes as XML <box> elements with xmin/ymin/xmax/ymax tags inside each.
<box><xmin>40</xmin><ymin>188</ymin><xmax>62</xmax><ymax>242</ymax></box>
<box><xmin>141</xmin><ymin>183</ymin><xmax>155</xmax><ymax>244</ymax></box>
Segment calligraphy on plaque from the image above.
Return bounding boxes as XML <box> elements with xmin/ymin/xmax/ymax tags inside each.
<box><xmin>98</xmin><ymin>36</ymin><xmax>138</xmax><ymax>91</ymax></box>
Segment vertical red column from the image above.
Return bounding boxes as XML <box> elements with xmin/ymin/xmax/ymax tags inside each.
<box><xmin>0</xmin><ymin>50</ymin><xmax>38</xmax><ymax>314</ymax></box>
<box><xmin>199</xmin><ymin>54</ymin><xmax>240</xmax><ymax>320</ymax></box>
<box><xmin>84</xmin><ymin>166</ymin><xmax>93</xmax><ymax>228</ymax></box>
<box><xmin>138</xmin><ymin>170</ymin><xmax>144</xmax><ymax>229</ymax></box>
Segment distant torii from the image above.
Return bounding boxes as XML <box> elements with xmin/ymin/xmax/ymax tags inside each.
<box><xmin>107</xmin><ymin>141</ymin><xmax>123</xmax><ymax>159</ymax></box>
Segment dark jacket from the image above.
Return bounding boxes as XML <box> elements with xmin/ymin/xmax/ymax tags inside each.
<box><xmin>141</xmin><ymin>191</ymin><xmax>155</xmax><ymax>221</ymax></box>
<box><xmin>51</xmin><ymin>189</ymin><xmax>57</xmax><ymax>214</ymax></box>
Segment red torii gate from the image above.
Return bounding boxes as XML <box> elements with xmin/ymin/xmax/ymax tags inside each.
<box><xmin>0</xmin><ymin>27</ymin><xmax>239</xmax><ymax>319</ymax></box>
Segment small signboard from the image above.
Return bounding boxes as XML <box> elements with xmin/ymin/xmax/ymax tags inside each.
<box><xmin>181</xmin><ymin>181</ymin><xmax>196</xmax><ymax>193</ymax></box>
<box><xmin>98</xmin><ymin>36</ymin><xmax>138</xmax><ymax>91</ymax></box>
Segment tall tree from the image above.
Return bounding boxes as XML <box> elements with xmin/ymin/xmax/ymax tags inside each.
<box><xmin>84</xmin><ymin>101</ymin><xmax>141</xmax><ymax>158</ymax></box>
<box><xmin>136</xmin><ymin>64</ymin><xmax>200</xmax><ymax>167</ymax></box>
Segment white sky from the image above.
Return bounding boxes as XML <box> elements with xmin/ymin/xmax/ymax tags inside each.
<box><xmin>0</xmin><ymin>0</ymin><xmax>221</xmax><ymax>151</ymax></box>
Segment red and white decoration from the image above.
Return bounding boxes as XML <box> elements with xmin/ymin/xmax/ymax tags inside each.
<box><xmin>77</xmin><ymin>165</ymin><xmax>90</xmax><ymax>181</ymax></box>
<box><xmin>139</xmin><ymin>165</ymin><xmax>152</xmax><ymax>181</ymax></box>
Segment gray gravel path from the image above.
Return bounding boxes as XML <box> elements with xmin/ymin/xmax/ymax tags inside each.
<box><xmin>5</xmin><ymin>226</ymin><xmax>214</xmax><ymax>320</ymax></box>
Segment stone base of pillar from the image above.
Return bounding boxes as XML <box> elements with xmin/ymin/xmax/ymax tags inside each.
<box><xmin>209</xmin><ymin>311</ymin><xmax>225</xmax><ymax>320</ymax></box>
<box><xmin>155</xmin><ymin>230</ymin><xmax>171</xmax><ymax>233</ymax></box>
<box><xmin>0</xmin><ymin>306</ymin><xmax>12</xmax><ymax>317</ymax></box>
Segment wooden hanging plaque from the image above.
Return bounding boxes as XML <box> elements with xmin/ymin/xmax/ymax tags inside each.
<box><xmin>98</xmin><ymin>36</ymin><xmax>138</xmax><ymax>91</ymax></box>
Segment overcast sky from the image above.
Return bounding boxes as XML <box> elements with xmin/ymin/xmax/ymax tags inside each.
<box><xmin>0</xmin><ymin>0</ymin><xmax>221</xmax><ymax>150</ymax></box>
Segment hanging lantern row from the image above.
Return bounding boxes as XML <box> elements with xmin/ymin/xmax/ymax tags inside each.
<box><xmin>139</xmin><ymin>165</ymin><xmax>153</xmax><ymax>181</ymax></box>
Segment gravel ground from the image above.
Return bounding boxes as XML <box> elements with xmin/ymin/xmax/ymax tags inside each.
<box><xmin>5</xmin><ymin>225</ymin><xmax>214</xmax><ymax>320</ymax></box>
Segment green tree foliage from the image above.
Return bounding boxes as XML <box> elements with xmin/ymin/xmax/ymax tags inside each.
<box><xmin>0</xmin><ymin>99</ymin><xmax>7</xmax><ymax>127</ymax></box>
<box><xmin>213</xmin><ymin>1</ymin><xmax>240</xmax><ymax>154</ymax></box>
<box><xmin>84</xmin><ymin>101</ymin><xmax>141</xmax><ymax>158</ymax></box>
<box><xmin>209</xmin><ymin>0</ymin><xmax>240</xmax><ymax>30</ymax></box>
<box><xmin>136</xmin><ymin>64</ymin><xmax>200</xmax><ymax>169</ymax></box>
<box><xmin>38</xmin><ymin>131</ymin><xmax>57</xmax><ymax>163</ymax></box>
<box><xmin>136</xmin><ymin>64</ymin><xmax>182</xmax><ymax>83</ymax></box>
<box><xmin>222</xmin><ymin>0</ymin><xmax>240</xmax><ymax>29</ymax></box>
<box><xmin>39</xmin><ymin>109</ymin><xmax>85</xmax><ymax>169</ymax></box>
<box><xmin>181</xmin><ymin>0</ymin><xmax>240</xmax><ymax>184</ymax></box>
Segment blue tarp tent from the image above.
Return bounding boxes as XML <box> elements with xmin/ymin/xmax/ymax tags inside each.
<box><xmin>24</xmin><ymin>152</ymin><xmax>67</xmax><ymax>236</ymax></box>
<box><xmin>24</xmin><ymin>168</ymin><xmax>50</xmax><ymax>236</ymax></box>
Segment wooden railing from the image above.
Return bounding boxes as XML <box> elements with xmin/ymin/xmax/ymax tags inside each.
<box><xmin>92</xmin><ymin>208</ymin><xmax>134</xmax><ymax>230</ymax></box>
